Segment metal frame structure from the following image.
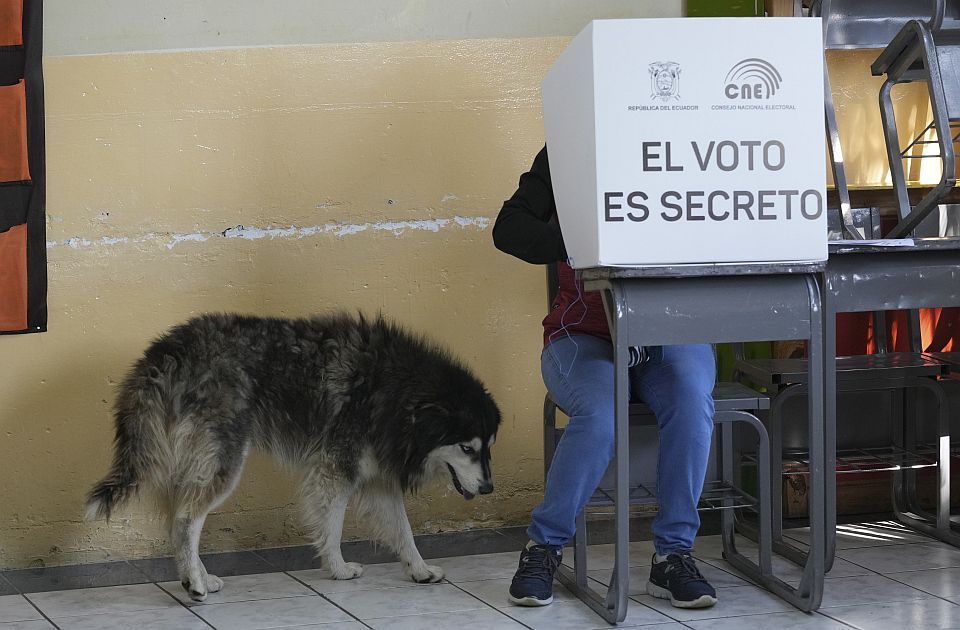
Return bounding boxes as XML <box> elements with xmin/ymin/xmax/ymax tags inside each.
<box><xmin>552</xmin><ymin>263</ymin><xmax>829</xmax><ymax>621</ymax></box>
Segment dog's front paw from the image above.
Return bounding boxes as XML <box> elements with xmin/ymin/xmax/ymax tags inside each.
<box><xmin>181</xmin><ymin>578</ymin><xmax>208</xmax><ymax>602</ymax></box>
<box><xmin>330</xmin><ymin>561</ymin><xmax>364</xmax><ymax>580</ymax></box>
<box><xmin>408</xmin><ymin>563</ymin><xmax>444</xmax><ymax>583</ymax></box>
<box><xmin>205</xmin><ymin>574</ymin><xmax>224</xmax><ymax>593</ymax></box>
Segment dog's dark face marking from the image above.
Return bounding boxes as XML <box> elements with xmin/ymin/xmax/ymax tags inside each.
<box><xmin>413</xmin><ymin>383</ymin><xmax>500</xmax><ymax>499</ymax></box>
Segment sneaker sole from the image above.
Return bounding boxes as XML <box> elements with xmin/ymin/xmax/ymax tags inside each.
<box><xmin>508</xmin><ymin>594</ymin><xmax>554</xmax><ymax>607</ymax></box>
<box><xmin>646</xmin><ymin>581</ymin><xmax>717</xmax><ymax>609</ymax></box>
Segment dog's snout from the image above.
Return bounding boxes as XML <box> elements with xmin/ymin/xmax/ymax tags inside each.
<box><xmin>478</xmin><ymin>481</ymin><xmax>494</xmax><ymax>495</ymax></box>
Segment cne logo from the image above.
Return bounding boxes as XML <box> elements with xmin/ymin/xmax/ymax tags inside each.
<box><xmin>649</xmin><ymin>61</ymin><xmax>681</xmax><ymax>102</ymax></box>
<box><xmin>724</xmin><ymin>58</ymin><xmax>782</xmax><ymax>100</ymax></box>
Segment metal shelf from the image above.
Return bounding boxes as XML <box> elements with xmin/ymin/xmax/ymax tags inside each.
<box><xmin>914</xmin><ymin>442</ymin><xmax>960</xmax><ymax>461</ymax></box>
<box><xmin>587</xmin><ymin>480</ymin><xmax>757</xmax><ymax>511</ymax></box>
<box><xmin>743</xmin><ymin>445</ymin><xmax>939</xmax><ymax>475</ymax></box>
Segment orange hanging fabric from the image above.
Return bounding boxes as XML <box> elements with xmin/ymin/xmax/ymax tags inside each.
<box><xmin>0</xmin><ymin>80</ymin><xmax>30</xmax><ymax>183</ymax></box>
<box><xmin>0</xmin><ymin>0</ymin><xmax>45</xmax><ymax>335</ymax></box>
<box><xmin>0</xmin><ymin>0</ymin><xmax>22</xmax><ymax>46</ymax></box>
<box><xmin>0</xmin><ymin>223</ymin><xmax>27</xmax><ymax>330</ymax></box>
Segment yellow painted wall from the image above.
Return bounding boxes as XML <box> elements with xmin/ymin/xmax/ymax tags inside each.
<box><xmin>827</xmin><ymin>49</ymin><xmax>939</xmax><ymax>189</ymax></box>
<box><xmin>0</xmin><ymin>33</ymin><xmax>944</xmax><ymax>571</ymax></box>
<box><xmin>0</xmin><ymin>38</ymin><xmax>567</xmax><ymax>568</ymax></box>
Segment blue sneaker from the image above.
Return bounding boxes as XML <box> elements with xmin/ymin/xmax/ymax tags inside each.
<box><xmin>646</xmin><ymin>552</ymin><xmax>717</xmax><ymax>608</ymax></box>
<box><xmin>508</xmin><ymin>542</ymin><xmax>563</xmax><ymax>606</ymax></box>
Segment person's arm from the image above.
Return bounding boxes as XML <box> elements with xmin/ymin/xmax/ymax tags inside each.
<box><xmin>492</xmin><ymin>146</ymin><xmax>567</xmax><ymax>264</ymax></box>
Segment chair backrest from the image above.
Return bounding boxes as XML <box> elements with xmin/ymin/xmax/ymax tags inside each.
<box><xmin>812</xmin><ymin>0</ymin><xmax>943</xmax><ymax>49</ymax></box>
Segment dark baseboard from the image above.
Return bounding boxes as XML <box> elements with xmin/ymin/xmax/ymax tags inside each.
<box><xmin>1</xmin><ymin>509</ymin><xmax>895</xmax><ymax>594</ymax></box>
<box><xmin>0</xmin><ymin>512</ymin><xmax>692</xmax><ymax>594</ymax></box>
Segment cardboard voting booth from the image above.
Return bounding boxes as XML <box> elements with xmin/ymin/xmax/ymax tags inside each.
<box><xmin>542</xmin><ymin>18</ymin><xmax>827</xmax><ymax>268</ymax></box>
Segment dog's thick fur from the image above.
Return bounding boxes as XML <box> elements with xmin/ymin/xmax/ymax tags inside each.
<box><xmin>85</xmin><ymin>312</ymin><xmax>501</xmax><ymax>600</ymax></box>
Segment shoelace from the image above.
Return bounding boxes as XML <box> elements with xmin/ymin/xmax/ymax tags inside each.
<box><xmin>517</xmin><ymin>546</ymin><xmax>561</xmax><ymax>581</ymax></box>
<box><xmin>665</xmin><ymin>553</ymin><xmax>707</xmax><ymax>586</ymax></box>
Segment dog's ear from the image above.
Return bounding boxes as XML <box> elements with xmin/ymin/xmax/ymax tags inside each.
<box><xmin>411</xmin><ymin>403</ymin><xmax>449</xmax><ymax>423</ymax></box>
<box><xmin>408</xmin><ymin>403</ymin><xmax>453</xmax><ymax>453</ymax></box>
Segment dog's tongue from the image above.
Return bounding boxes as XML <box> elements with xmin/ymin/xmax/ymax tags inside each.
<box><xmin>463</xmin><ymin>491</ymin><xmax>475</xmax><ymax>501</ymax></box>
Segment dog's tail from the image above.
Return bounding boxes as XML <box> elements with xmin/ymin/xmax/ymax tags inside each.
<box><xmin>85</xmin><ymin>359</ymin><xmax>172</xmax><ymax>521</ymax></box>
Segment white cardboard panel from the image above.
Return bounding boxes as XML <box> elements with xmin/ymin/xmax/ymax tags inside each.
<box><xmin>543</xmin><ymin>17</ymin><xmax>827</xmax><ymax>268</ymax></box>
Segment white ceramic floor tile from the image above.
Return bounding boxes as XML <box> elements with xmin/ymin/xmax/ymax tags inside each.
<box><xmin>631</xmin><ymin>583</ymin><xmax>794</xmax><ymax>622</ymax></box>
<box><xmin>266</xmin><ymin>624</ymin><xmax>364</xmax><ymax>630</ymax></box>
<box><xmin>587</xmin><ymin>560</ymin><xmax>749</xmax><ymax>595</ymax></box>
<box><xmin>454</xmin><ymin>577</ymin><xmax>578</xmax><ymax>607</ymax></box>
<box><xmin>700</xmin><ymin>551</ymin><xmax>872</xmax><ymax>588</ymax></box>
<box><xmin>192</xmin><ymin>596</ymin><xmax>352</xmax><ymax>629</ymax></box>
<box><xmin>561</xmin><ymin>542</ymin><xmax>656</xmax><ymax>572</ymax></box>
<box><xmin>325</xmin><ymin>583</ymin><xmax>486</xmax><ymax>620</ymax></box>
<box><xmin>26</xmin><ymin>584</ymin><xmax>180</xmax><ymax>618</ymax></box>
<box><xmin>429</xmin><ymin>552</ymin><xmax>520</xmax><ymax>583</ymax></box>
<box><xmin>818</xmin><ymin>573</ymin><xmax>933</xmax><ymax>608</ymax></box>
<box><xmin>0</xmin><ymin>621</ymin><xmax>56</xmax><ymax>630</ymax></box>
<box><xmin>502</xmin><ymin>597</ymin><xmax>673</xmax><ymax>629</ymax></box>
<box><xmin>690</xmin><ymin>534</ymin><xmax>759</xmax><ymax>562</ymax></box>
<box><xmin>784</xmin><ymin>521</ymin><xmax>934</xmax><ymax>549</ymax></box>
<box><xmin>839</xmin><ymin>542</ymin><xmax>960</xmax><ymax>573</ymax></box>
<box><xmin>365</xmin><ymin>607</ymin><xmax>528</xmax><ymax>629</ymax></box>
<box><xmin>159</xmin><ymin>572</ymin><xmax>314</xmax><ymax>605</ymax></box>
<box><xmin>886</xmin><ymin>566</ymin><xmax>960</xmax><ymax>601</ymax></box>
<box><xmin>253</xmin><ymin>624</ymin><xmax>364</xmax><ymax>630</ymax></box>
<box><xmin>0</xmin><ymin>596</ymin><xmax>41</xmax><ymax>624</ymax></box>
<box><xmin>684</xmin><ymin>610</ymin><xmax>852</xmax><ymax>629</ymax></box>
<box><xmin>819</xmin><ymin>597</ymin><xmax>960</xmax><ymax>630</ymax></box>
<box><xmin>291</xmin><ymin>563</ymin><xmax>424</xmax><ymax>594</ymax></box>
<box><xmin>52</xmin><ymin>607</ymin><xmax>210</xmax><ymax>630</ymax></box>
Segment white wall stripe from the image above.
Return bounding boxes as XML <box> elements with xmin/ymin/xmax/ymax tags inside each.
<box><xmin>46</xmin><ymin>216</ymin><xmax>492</xmax><ymax>250</ymax></box>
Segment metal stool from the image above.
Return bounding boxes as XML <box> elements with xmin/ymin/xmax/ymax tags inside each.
<box><xmin>734</xmin><ymin>350</ymin><xmax>953</xmax><ymax>568</ymax></box>
<box><xmin>543</xmin><ymin>382</ymin><xmax>773</xmax><ymax>621</ymax></box>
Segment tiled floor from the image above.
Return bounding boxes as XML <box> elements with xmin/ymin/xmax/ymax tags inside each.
<box><xmin>3</xmin><ymin>522</ymin><xmax>960</xmax><ymax>629</ymax></box>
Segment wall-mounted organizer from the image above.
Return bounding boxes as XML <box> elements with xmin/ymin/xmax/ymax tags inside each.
<box><xmin>0</xmin><ymin>0</ymin><xmax>44</xmax><ymax>334</ymax></box>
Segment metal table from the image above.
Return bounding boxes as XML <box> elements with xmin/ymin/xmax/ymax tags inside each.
<box><xmin>571</xmin><ymin>262</ymin><xmax>828</xmax><ymax>621</ymax></box>
<box><xmin>822</xmin><ymin>239</ymin><xmax>960</xmax><ymax>553</ymax></box>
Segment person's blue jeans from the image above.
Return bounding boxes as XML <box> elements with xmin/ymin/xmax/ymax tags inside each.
<box><xmin>529</xmin><ymin>334</ymin><xmax>716</xmax><ymax>555</ymax></box>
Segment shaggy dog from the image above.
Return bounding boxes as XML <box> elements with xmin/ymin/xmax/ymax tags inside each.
<box><xmin>86</xmin><ymin>312</ymin><xmax>501</xmax><ymax>601</ymax></box>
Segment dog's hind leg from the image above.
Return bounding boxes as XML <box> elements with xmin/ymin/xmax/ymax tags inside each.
<box><xmin>170</xmin><ymin>512</ymin><xmax>221</xmax><ymax>601</ymax></box>
<box><xmin>168</xmin><ymin>445</ymin><xmax>248</xmax><ymax>601</ymax></box>
<box><xmin>300</xmin><ymin>469</ymin><xmax>361</xmax><ymax>580</ymax></box>
<box><xmin>358</xmin><ymin>482</ymin><xmax>443</xmax><ymax>583</ymax></box>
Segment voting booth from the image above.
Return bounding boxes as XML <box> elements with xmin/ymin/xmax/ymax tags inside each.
<box><xmin>542</xmin><ymin>18</ymin><xmax>827</xmax><ymax>267</ymax></box>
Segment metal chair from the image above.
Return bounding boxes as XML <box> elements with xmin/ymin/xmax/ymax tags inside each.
<box><xmin>809</xmin><ymin>0</ymin><xmax>944</xmax><ymax>239</ymax></box>
<box><xmin>869</xmin><ymin>1</ymin><xmax>960</xmax><ymax>237</ymax></box>
<box><xmin>543</xmin><ymin>385</ymin><xmax>774</xmax><ymax>621</ymax></box>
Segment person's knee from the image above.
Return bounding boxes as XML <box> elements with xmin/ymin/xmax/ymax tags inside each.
<box><xmin>566</xmin><ymin>411</ymin><xmax>615</xmax><ymax>452</ymax></box>
<box><xmin>659</xmin><ymin>385</ymin><xmax>714</xmax><ymax>433</ymax></box>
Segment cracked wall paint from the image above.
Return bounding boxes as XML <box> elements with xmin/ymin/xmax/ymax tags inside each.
<box><xmin>46</xmin><ymin>216</ymin><xmax>491</xmax><ymax>251</ymax></box>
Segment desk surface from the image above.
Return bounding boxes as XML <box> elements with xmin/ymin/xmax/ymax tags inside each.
<box><xmin>829</xmin><ymin>236</ymin><xmax>960</xmax><ymax>255</ymax></box>
<box><xmin>579</xmin><ymin>261</ymin><xmax>824</xmax><ymax>280</ymax></box>
<box><xmin>578</xmin><ymin>237</ymin><xmax>960</xmax><ymax>281</ymax></box>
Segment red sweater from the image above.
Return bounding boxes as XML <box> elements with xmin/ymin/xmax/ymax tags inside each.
<box><xmin>543</xmin><ymin>262</ymin><xmax>610</xmax><ymax>345</ymax></box>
